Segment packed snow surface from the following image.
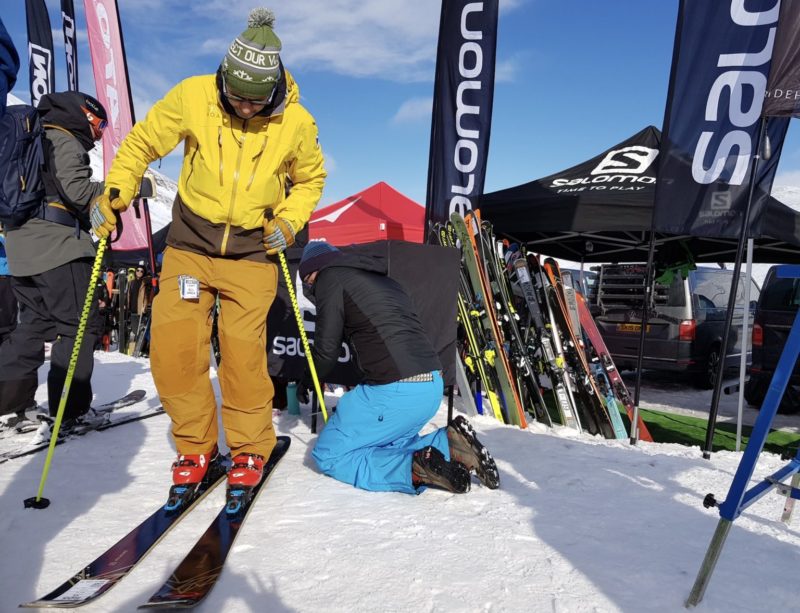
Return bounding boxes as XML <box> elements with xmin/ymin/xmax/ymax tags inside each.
<box><xmin>1</xmin><ymin>352</ymin><xmax>799</xmax><ymax>612</ymax></box>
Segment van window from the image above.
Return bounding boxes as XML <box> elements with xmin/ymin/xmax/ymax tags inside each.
<box><xmin>760</xmin><ymin>276</ymin><xmax>800</xmax><ymax>312</ymax></box>
<box><xmin>692</xmin><ymin>269</ymin><xmax>758</xmax><ymax>310</ymax></box>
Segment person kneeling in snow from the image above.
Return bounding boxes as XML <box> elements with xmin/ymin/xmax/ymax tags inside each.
<box><xmin>296</xmin><ymin>241</ymin><xmax>500</xmax><ymax>494</ymax></box>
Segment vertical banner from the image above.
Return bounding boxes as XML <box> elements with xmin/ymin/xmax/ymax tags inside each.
<box><xmin>764</xmin><ymin>0</ymin><xmax>800</xmax><ymax>117</ymax></box>
<box><xmin>61</xmin><ymin>0</ymin><xmax>79</xmax><ymax>91</ymax></box>
<box><xmin>424</xmin><ymin>0</ymin><xmax>499</xmax><ymax>235</ymax></box>
<box><xmin>84</xmin><ymin>0</ymin><xmax>149</xmax><ymax>250</ymax></box>
<box><xmin>25</xmin><ymin>0</ymin><xmax>55</xmax><ymax>106</ymax></box>
<box><xmin>654</xmin><ymin>0</ymin><xmax>789</xmax><ymax>239</ymax></box>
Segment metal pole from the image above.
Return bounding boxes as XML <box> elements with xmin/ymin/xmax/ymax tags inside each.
<box><xmin>736</xmin><ymin>239</ymin><xmax>754</xmax><ymax>452</ymax></box>
<box><xmin>631</xmin><ymin>231</ymin><xmax>658</xmax><ymax>445</ymax></box>
<box><xmin>703</xmin><ymin>118</ymin><xmax>766</xmax><ymax>460</ymax></box>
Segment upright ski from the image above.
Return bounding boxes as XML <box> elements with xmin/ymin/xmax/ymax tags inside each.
<box><xmin>139</xmin><ymin>436</ymin><xmax>291</xmax><ymax>609</ymax></box>
<box><xmin>451</xmin><ymin>212</ymin><xmax>527</xmax><ymax>428</ymax></box>
<box><xmin>20</xmin><ymin>457</ymin><xmax>230</xmax><ymax>608</ymax></box>
<box><xmin>575</xmin><ymin>292</ymin><xmax>654</xmax><ymax>442</ymax></box>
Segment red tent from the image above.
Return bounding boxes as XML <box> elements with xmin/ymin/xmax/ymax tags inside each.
<box><xmin>308</xmin><ymin>182</ymin><xmax>425</xmax><ymax>245</ymax></box>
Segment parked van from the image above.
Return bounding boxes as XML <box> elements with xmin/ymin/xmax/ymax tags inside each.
<box><xmin>593</xmin><ymin>264</ymin><xmax>758</xmax><ymax>388</ymax></box>
<box><xmin>745</xmin><ymin>265</ymin><xmax>800</xmax><ymax>411</ymax></box>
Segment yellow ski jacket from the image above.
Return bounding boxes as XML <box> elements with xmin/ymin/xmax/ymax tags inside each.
<box><xmin>105</xmin><ymin>71</ymin><xmax>326</xmax><ymax>260</ymax></box>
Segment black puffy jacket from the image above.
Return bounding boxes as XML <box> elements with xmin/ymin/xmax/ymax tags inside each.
<box><xmin>310</xmin><ymin>251</ymin><xmax>441</xmax><ymax>385</ymax></box>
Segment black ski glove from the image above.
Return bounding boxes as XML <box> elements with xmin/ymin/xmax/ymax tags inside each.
<box><xmin>295</xmin><ymin>374</ymin><xmax>313</xmax><ymax>405</ymax></box>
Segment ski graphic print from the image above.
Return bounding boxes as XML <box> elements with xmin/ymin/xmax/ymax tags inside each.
<box><xmin>21</xmin><ymin>459</ymin><xmax>230</xmax><ymax>608</ymax></box>
<box><xmin>139</xmin><ymin>436</ymin><xmax>291</xmax><ymax>609</ymax></box>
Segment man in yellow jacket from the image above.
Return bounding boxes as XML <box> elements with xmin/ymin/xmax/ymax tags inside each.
<box><xmin>90</xmin><ymin>8</ymin><xmax>325</xmax><ymax>507</ymax></box>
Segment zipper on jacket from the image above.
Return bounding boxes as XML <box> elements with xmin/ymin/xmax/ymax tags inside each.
<box><xmin>218</xmin><ymin>127</ymin><xmax>224</xmax><ymax>186</ymax></box>
<box><xmin>220</xmin><ymin>119</ymin><xmax>248</xmax><ymax>256</ymax></box>
<box><xmin>246</xmin><ymin>137</ymin><xmax>268</xmax><ymax>191</ymax></box>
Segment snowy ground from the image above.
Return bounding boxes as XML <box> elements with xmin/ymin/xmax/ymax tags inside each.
<box><xmin>1</xmin><ymin>352</ymin><xmax>799</xmax><ymax>612</ymax></box>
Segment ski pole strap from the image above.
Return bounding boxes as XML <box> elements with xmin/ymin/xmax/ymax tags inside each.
<box><xmin>30</xmin><ymin>236</ymin><xmax>108</xmax><ymax>505</ymax></box>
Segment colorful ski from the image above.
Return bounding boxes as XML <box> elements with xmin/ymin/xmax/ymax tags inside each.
<box><xmin>20</xmin><ymin>458</ymin><xmax>230</xmax><ymax>608</ymax></box>
<box><xmin>139</xmin><ymin>436</ymin><xmax>291</xmax><ymax>609</ymax></box>
<box><xmin>541</xmin><ymin>258</ymin><xmax>615</xmax><ymax>438</ymax></box>
<box><xmin>451</xmin><ymin>212</ymin><xmax>527</xmax><ymax>428</ymax></box>
<box><xmin>510</xmin><ymin>253</ymin><xmax>581</xmax><ymax>431</ymax></box>
<box><xmin>575</xmin><ymin>292</ymin><xmax>654</xmax><ymax>442</ymax></box>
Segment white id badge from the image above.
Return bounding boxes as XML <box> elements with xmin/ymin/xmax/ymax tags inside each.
<box><xmin>178</xmin><ymin>275</ymin><xmax>200</xmax><ymax>300</ymax></box>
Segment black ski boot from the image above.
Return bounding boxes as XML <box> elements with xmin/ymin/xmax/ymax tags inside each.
<box><xmin>447</xmin><ymin>415</ymin><xmax>500</xmax><ymax>489</ymax></box>
<box><xmin>411</xmin><ymin>446</ymin><xmax>470</xmax><ymax>493</ymax></box>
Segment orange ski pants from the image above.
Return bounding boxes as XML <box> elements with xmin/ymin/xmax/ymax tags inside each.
<box><xmin>151</xmin><ymin>247</ymin><xmax>277</xmax><ymax>458</ymax></box>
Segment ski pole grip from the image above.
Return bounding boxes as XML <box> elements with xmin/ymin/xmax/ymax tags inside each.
<box><xmin>109</xmin><ymin>188</ymin><xmax>124</xmax><ymax>243</ymax></box>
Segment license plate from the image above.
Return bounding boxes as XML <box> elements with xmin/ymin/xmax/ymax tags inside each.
<box><xmin>617</xmin><ymin>323</ymin><xmax>650</xmax><ymax>333</ymax></box>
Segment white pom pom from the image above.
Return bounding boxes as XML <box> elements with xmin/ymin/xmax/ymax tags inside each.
<box><xmin>248</xmin><ymin>8</ymin><xmax>276</xmax><ymax>29</ymax></box>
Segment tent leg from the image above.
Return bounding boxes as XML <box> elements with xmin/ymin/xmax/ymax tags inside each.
<box><xmin>736</xmin><ymin>238</ymin><xmax>754</xmax><ymax>452</ymax></box>
<box><xmin>685</xmin><ymin>518</ymin><xmax>733</xmax><ymax>608</ymax></box>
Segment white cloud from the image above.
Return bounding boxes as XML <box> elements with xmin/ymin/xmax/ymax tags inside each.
<box><xmin>139</xmin><ymin>1</ymin><xmax>524</xmax><ymax>83</ymax></box>
<box><xmin>495</xmin><ymin>57</ymin><xmax>518</xmax><ymax>83</ymax></box>
<box><xmin>323</xmin><ymin>152</ymin><xmax>337</xmax><ymax>174</ymax></box>
<box><xmin>391</xmin><ymin>97</ymin><xmax>432</xmax><ymax>124</ymax></box>
<box><xmin>773</xmin><ymin>170</ymin><xmax>800</xmax><ymax>188</ymax></box>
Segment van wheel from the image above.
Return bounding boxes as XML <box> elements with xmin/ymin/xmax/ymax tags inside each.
<box><xmin>744</xmin><ymin>376</ymin><xmax>767</xmax><ymax>407</ymax></box>
<box><xmin>694</xmin><ymin>346</ymin><xmax>721</xmax><ymax>390</ymax></box>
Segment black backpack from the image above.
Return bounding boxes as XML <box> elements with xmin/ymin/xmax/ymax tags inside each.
<box><xmin>0</xmin><ymin>105</ymin><xmax>47</xmax><ymax>228</ymax></box>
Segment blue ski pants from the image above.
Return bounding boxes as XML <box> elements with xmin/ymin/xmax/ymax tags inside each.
<box><xmin>311</xmin><ymin>372</ymin><xmax>449</xmax><ymax>494</ymax></box>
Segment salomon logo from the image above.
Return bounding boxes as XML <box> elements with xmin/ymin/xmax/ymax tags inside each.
<box><xmin>591</xmin><ymin>146</ymin><xmax>658</xmax><ymax>176</ymax></box>
<box><xmin>62</xmin><ymin>12</ymin><xmax>78</xmax><ymax>91</ymax></box>
<box><xmin>29</xmin><ymin>43</ymin><xmax>52</xmax><ymax>106</ymax></box>
<box><xmin>448</xmin><ymin>2</ymin><xmax>489</xmax><ymax>218</ymax></box>
<box><xmin>691</xmin><ymin>2</ymin><xmax>779</xmax><ymax>186</ymax></box>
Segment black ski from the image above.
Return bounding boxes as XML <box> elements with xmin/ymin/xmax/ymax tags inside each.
<box><xmin>0</xmin><ymin>404</ymin><xmax>164</xmax><ymax>465</ymax></box>
<box><xmin>20</xmin><ymin>458</ymin><xmax>230</xmax><ymax>608</ymax></box>
<box><xmin>2</xmin><ymin>390</ymin><xmax>148</xmax><ymax>439</ymax></box>
<box><xmin>139</xmin><ymin>436</ymin><xmax>291</xmax><ymax>609</ymax></box>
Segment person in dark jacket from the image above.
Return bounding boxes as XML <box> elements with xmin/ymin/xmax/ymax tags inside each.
<box><xmin>0</xmin><ymin>91</ymin><xmax>108</xmax><ymax>430</ymax></box>
<box><xmin>0</xmin><ymin>17</ymin><xmax>19</xmax><ymax>118</ymax></box>
<box><xmin>296</xmin><ymin>241</ymin><xmax>500</xmax><ymax>494</ymax></box>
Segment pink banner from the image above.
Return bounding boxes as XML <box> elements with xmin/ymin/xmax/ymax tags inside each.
<box><xmin>84</xmin><ymin>0</ymin><xmax>148</xmax><ymax>250</ymax></box>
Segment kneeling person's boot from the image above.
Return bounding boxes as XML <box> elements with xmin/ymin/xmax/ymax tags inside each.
<box><xmin>447</xmin><ymin>415</ymin><xmax>500</xmax><ymax>489</ymax></box>
<box><xmin>411</xmin><ymin>445</ymin><xmax>470</xmax><ymax>493</ymax></box>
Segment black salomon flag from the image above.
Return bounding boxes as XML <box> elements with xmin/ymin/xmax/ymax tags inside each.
<box><xmin>654</xmin><ymin>0</ymin><xmax>789</xmax><ymax>238</ymax></box>
<box><xmin>425</xmin><ymin>0</ymin><xmax>499</xmax><ymax>235</ymax></box>
<box><xmin>764</xmin><ymin>0</ymin><xmax>800</xmax><ymax>117</ymax></box>
<box><xmin>25</xmin><ymin>0</ymin><xmax>55</xmax><ymax>106</ymax></box>
<box><xmin>61</xmin><ymin>0</ymin><xmax>79</xmax><ymax>91</ymax></box>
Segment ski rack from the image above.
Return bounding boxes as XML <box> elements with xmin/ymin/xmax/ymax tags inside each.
<box><xmin>686</xmin><ymin>264</ymin><xmax>800</xmax><ymax>607</ymax></box>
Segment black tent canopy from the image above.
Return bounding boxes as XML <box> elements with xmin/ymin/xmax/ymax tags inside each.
<box><xmin>479</xmin><ymin>126</ymin><xmax>800</xmax><ymax>263</ymax></box>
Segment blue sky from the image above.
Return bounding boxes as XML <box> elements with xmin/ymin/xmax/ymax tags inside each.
<box><xmin>5</xmin><ymin>0</ymin><xmax>800</xmax><ymax>208</ymax></box>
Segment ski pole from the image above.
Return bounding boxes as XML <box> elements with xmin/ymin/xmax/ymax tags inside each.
<box><xmin>25</xmin><ymin>236</ymin><xmax>109</xmax><ymax>509</ymax></box>
<box><xmin>277</xmin><ymin>249</ymin><xmax>328</xmax><ymax>422</ymax></box>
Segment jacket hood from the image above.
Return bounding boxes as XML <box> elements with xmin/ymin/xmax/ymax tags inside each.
<box><xmin>38</xmin><ymin>91</ymin><xmax>105</xmax><ymax>151</ymax></box>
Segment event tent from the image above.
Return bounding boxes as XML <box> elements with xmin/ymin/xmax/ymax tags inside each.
<box><xmin>479</xmin><ymin>126</ymin><xmax>800</xmax><ymax>264</ymax></box>
<box><xmin>309</xmin><ymin>182</ymin><xmax>425</xmax><ymax>245</ymax></box>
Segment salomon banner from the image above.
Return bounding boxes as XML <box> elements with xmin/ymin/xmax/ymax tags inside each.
<box><xmin>61</xmin><ymin>0</ymin><xmax>79</xmax><ymax>91</ymax></box>
<box><xmin>654</xmin><ymin>0</ymin><xmax>789</xmax><ymax>238</ymax></box>
<box><xmin>424</xmin><ymin>0</ymin><xmax>499</xmax><ymax>235</ymax></box>
<box><xmin>764</xmin><ymin>0</ymin><xmax>800</xmax><ymax>117</ymax></box>
<box><xmin>84</xmin><ymin>0</ymin><xmax>150</xmax><ymax>251</ymax></box>
<box><xmin>25</xmin><ymin>0</ymin><xmax>55</xmax><ymax>106</ymax></box>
